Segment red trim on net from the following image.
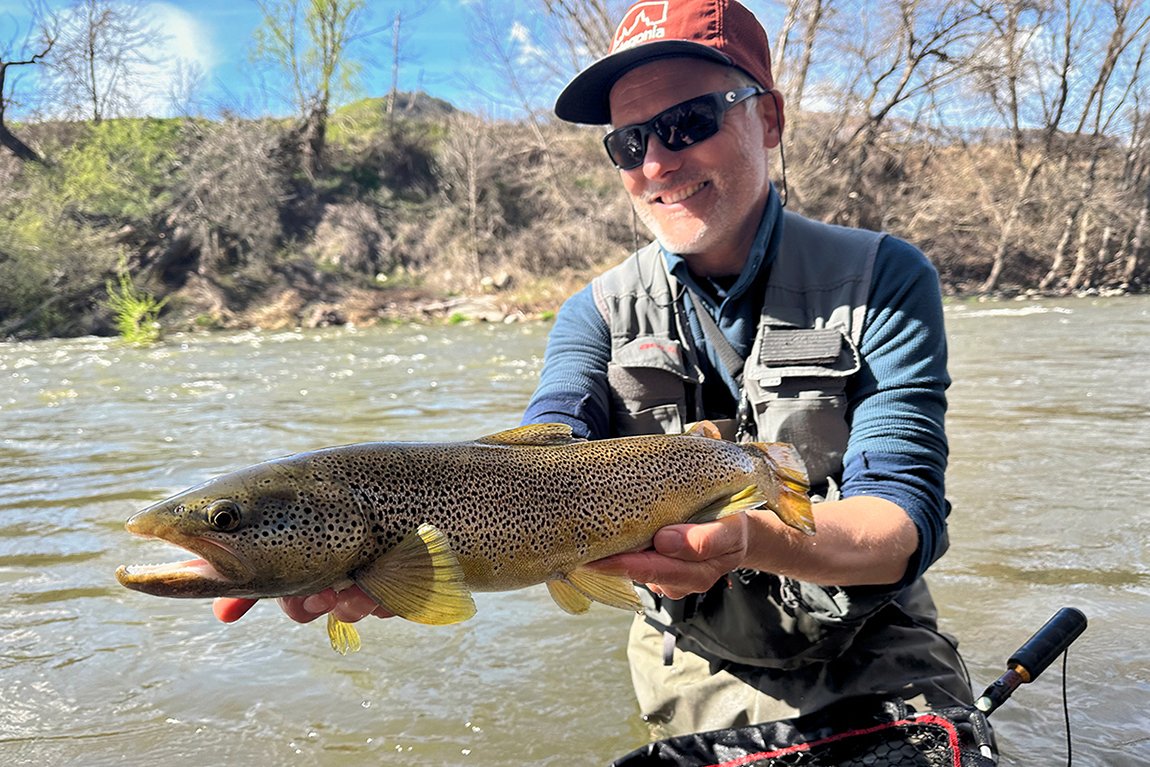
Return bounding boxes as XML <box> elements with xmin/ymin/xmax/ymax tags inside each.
<box><xmin>710</xmin><ymin>714</ymin><xmax>963</xmax><ymax>767</ymax></box>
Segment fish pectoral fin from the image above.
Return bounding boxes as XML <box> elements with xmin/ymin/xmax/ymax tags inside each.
<box><xmin>327</xmin><ymin>614</ymin><xmax>362</xmax><ymax>655</ymax></box>
<box><xmin>688</xmin><ymin>485</ymin><xmax>767</xmax><ymax>524</ymax></box>
<box><xmin>353</xmin><ymin>523</ymin><xmax>477</xmax><ymax>626</ymax></box>
<box><xmin>475</xmin><ymin>423</ymin><xmax>579</xmax><ymax>446</ymax></box>
<box><xmin>565</xmin><ymin>567</ymin><xmax>642</xmax><ymax>612</ymax></box>
<box><xmin>546</xmin><ymin>579</ymin><xmax>592</xmax><ymax>614</ymax></box>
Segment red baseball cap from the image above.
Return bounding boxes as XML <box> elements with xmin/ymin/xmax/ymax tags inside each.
<box><xmin>555</xmin><ymin>0</ymin><xmax>775</xmax><ymax>125</ymax></box>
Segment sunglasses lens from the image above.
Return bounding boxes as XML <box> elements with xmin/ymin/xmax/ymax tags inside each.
<box><xmin>605</xmin><ymin>127</ymin><xmax>647</xmax><ymax>170</ymax></box>
<box><xmin>604</xmin><ymin>93</ymin><xmax>728</xmax><ymax>169</ymax></box>
<box><xmin>653</xmin><ymin>98</ymin><xmax>721</xmax><ymax>150</ymax></box>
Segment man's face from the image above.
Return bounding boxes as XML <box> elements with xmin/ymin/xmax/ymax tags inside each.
<box><xmin>608</xmin><ymin>58</ymin><xmax>779</xmax><ymax>276</ymax></box>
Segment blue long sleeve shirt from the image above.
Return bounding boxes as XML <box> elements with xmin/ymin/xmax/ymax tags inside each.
<box><xmin>523</xmin><ymin>190</ymin><xmax>951</xmax><ymax>585</ymax></box>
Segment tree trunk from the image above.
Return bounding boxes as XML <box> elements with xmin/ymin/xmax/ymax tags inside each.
<box><xmin>1124</xmin><ymin>191</ymin><xmax>1148</xmax><ymax>286</ymax></box>
<box><xmin>0</xmin><ymin>120</ymin><xmax>45</xmax><ymax>163</ymax></box>
<box><xmin>1066</xmin><ymin>211</ymin><xmax>1093</xmax><ymax>291</ymax></box>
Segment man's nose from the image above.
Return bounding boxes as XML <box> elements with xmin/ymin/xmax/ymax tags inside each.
<box><xmin>640</xmin><ymin>136</ymin><xmax>684</xmax><ymax>179</ymax></box>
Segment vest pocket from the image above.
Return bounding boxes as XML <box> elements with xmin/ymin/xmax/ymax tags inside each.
<box><xmin>607</xmin><ymin>335</ymin><xmax>700</xmax><ymax>436</ymax></box>
<box><xmin>744</xmin><ymin>327</ymin><xmax>859</xmax><ymax>488</ymax></box>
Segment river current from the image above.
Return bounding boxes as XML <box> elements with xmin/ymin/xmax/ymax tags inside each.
<box><xmin>1</xmin><ymin>296</ymin><xmax>1147</xmax><ymax>765</ymax></box>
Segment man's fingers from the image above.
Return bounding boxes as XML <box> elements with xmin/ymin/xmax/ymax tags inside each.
<box><xmin>653</xmin><ymin>517</ymin><xmax>746</xmax><ymax>562</ymax></box>
<box><xmin>213</xmin><ymin>597</ymin><xmax>259</xmax><ymax>623</ymax></box>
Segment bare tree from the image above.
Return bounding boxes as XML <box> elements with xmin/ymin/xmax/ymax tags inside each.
<box><xmin>1050</xmin><ymin>0</ymin><xmax>1150</xmax><ymax>292</ymax></box>
<box><xmin>39</xmin><ymin>0</ymin><xmax>166</xmax><ymax>122</ymax></box>
<box><xmin>815</xmin><ymin>0</ymin><xmax>987</xmax><ymax>229</ymax></box>
<box><xmin>774</xmin><ymin>0</ymin><xmax>834</xmax><ymax>135</ymax></box>
<box><xmin>253</xmin><ymin>0</ymin><xmax>368</xmax><ymax>177</ymax></box>
<box><xmin>0</xmin><ymin>22</ymin><xmax>52</xmax><ymax>162</ymax></box>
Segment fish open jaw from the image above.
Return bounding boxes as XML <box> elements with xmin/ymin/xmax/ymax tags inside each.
<box><xmin>115</xmin><ymin>535</ymin><xmax>253</xmax><ymax>597</ymax></box>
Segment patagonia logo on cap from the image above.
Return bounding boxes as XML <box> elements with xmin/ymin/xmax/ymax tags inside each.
<box><xmin>613</xmin><ymin>1</ymin><xmax>669</xmax><ymax>51</ymax></box>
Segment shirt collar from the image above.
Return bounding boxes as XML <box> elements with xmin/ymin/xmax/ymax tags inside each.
<box><xmin>663</xmin><ymin>185</ymin><xmax>783</xmax><ymax>309</ymax></box>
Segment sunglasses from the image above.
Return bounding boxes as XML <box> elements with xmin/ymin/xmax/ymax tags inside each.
<box><xmin>603</xmin><ymin>87</ymin><xmax>763</xmax><ymax>170</ymax></box>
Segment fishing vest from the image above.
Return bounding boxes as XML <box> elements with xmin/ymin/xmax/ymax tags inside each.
<box><xmin>592</xmin><ymin>211</ymin><xmax>914</xmax><ymax>669</ymax></box>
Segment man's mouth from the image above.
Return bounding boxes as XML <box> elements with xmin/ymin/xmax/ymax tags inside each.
<box><xmin>654</xmin><ymin>181</ymin><xmax>707</xmax><ymax>205</ymax></box>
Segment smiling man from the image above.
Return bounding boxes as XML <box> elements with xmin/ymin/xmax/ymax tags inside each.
<box><xmin>518</xmin><ymin>0</ymin><xmax>973</xmax><ymax>736</ymax></box>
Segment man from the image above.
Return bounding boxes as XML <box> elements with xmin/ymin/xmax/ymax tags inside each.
<box><xmin>215</xmin><ymin>0</ymin><xmax>971</xmax><ymax>736</ymax></box>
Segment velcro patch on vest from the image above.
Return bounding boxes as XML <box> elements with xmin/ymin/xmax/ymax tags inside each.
<box><xmin>759</xmin><ymin>329</ymin><xmax>844</xmax><ymax>366</ymax></box>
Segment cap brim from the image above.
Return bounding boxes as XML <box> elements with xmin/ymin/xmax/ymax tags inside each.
<box><xmin>554</xmin><ymin>41</ymin><xmax>732</xmax><ymax>125</ymax></box>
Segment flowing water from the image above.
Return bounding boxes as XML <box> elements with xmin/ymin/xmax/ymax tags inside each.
<box><xmin>1</xmin><ymin>297</ymin><xmax>1147</xmax><ymax>766</ymax></box>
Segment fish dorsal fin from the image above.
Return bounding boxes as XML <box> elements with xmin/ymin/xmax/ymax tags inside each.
<box><xmin>353</xmin><ymin>523</ymin><xmax>476</xmax><ymax>626</ymax></box>
<box><xmin>326</xmin><ymin>614</ymin><xmax>362</xmax><ymax>655</ymax></box>
<box><xmin>689</xmin><ymin>485</ymin><xmax>767</xmax><ymax>524</ymax></box>
<box><xmin>566</xmin><ymin>567</ymin><xmax>642</xmax><ymax>612</ymax></box>
<box><xmin>546</xmin><ymin>579</ymin><xmax>592</xmax><ymax>614</ymax></box>
<box><xmin>476</xmin><ymin>423</ymin><xmax>577</xmax><ymax>446</ymax></box>
<box><xmin>683</xmin><ymin>420</ymin><xmax>723</xmax><ymax>439</ymax></box>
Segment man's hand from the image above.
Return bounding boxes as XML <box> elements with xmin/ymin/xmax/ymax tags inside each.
<box><xmin>212</xmin><ymin>586</ymin><xmax>394</xmax><ymax>625</ymax></box>
<box><xmin>588</xmin><ymin>513</ymin><xmax>750</xmax><ymax>600</ymax></box>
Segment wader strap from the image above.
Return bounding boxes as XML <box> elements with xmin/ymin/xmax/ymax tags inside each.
<box><xmin>686</xmin><ymin>288</ymin><xmax>756</xmax><ymax>441</ymax></box>
<box><xmin>687</xmin><ymin>290</ymin><xmax>745</xmax><ymax>384</ymax></box>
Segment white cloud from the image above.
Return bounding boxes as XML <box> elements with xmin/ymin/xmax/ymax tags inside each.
<box><xmin>135</xmin><ymin>1</ymin><xmax>217</xmax><ymax>115</ymax></box>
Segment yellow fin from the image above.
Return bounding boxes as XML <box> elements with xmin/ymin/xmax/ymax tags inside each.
<box><xmin>353</xmin><ymin>523</ymin><xmax>477</xmax><ymax>625</ymax></box>
<box><xmin>759</xmin><ymin>443</ymin><xmax>810</xmax><ymax>495</ymax></box>
<box><xmin>546</xmin><ymin>579</ymin><xmax>592</xmax><ymax>614</ymax></box>
<box><xmin>327</xmin><ymin>614</ymin><xmax>362</xmax><ymax>655</ymax></box>
<box><xmin>475</xmin><ymin>423</ymin><xmax>578</xmax><ymax>446</ymax></box>
<box><xmin>566</xmin><ymin>567</ymin><xmax>642</xmax><ymax>611</ymax></box>
<box><xmin>683</xmin><ymin>420</ymin><xmax>723</xmax><ymax>439</ymax></box>
<box><xmin>774</xmin><ymin>485</ymin><xmax>816</xmax><ymax>536</ymax></box>
<box><xmin>689</xmin><ymin>485</ymin><xmax>767</xmax><ymax>524</ymax></box>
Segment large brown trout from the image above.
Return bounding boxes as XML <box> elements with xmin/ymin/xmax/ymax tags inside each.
<box><xmin>116</xmin><ymin>421</ymin><xmax>814</xmax><ymax>652</ymax></box>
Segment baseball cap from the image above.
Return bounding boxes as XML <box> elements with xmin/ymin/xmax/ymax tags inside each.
<box><xmin>554</xmin><ymin>0</ymin><xmax>775</xmax><ymax>125</ymax></box>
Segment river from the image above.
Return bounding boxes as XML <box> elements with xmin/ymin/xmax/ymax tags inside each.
<box><xmin>1</xmin><ymin>296</ymin><xmax>1147</xmax><ymax>766</ymax></box>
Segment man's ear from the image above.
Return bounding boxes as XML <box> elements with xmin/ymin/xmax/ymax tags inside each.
<box><xmin>760</xmin><ymin>89</ymin><xmax>785</xmax><ymax>149</ymax></box>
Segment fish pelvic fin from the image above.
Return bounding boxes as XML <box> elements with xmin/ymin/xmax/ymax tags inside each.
<box><xmin>353</xmin><ymin>523</ymin><xmax>477</xmax><ymax>626</ymax></box>
<box><xmin>546</xmin><ymin>579</ymin><xmax>592</xmax><ymax>614</ymax></box>
<box><xmin>327</xmin><ymin>614</ymin><xmax>362</xmax><ymax>655</ymax></box>
<box><xmin>566</xmin><ymin>567</ymin><xmax>642</xmax><ymax>611</ymax></box>
<box><xmin>683</xmin><ymin>420</ymin><xmax>723</xmax><ymax>439</ymax></box>
<box><xmin>475</xmin><ymin>423</ymin><xmax>579</xmax><ymax>446</ymax></box>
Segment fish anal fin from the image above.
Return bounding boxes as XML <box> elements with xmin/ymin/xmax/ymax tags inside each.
<box><xmin>546</xmin><ymin>579</ymin><xmax>592</xmax><ymax>614</ymax></box>
<box><xmin>688</xmin><ymin>485</ymin><xmax>767</xmax><ymax>525</ymax></box>
<box><xmin>683</xmin><ymin>420</ymin><xmax>723</xmax><ymax>440</ymax></box>
<box><xmin>327</xmin><ymin>614</ymin><xmax>362</xmax><ymax>655</ymax></box>
<box><xmin>476</xmin><ymin>423</ymin><xmax>578</xmax><ymax>446</ymax></box>
<box><xmin>566</xmin><ymin>567</ymin><xmax>642</xmax><ymax>612</ymax></box>
<box><xmin>353</xmin><ymin>523</ymin><xmax>476</xmax><ymax>626</ymax></box>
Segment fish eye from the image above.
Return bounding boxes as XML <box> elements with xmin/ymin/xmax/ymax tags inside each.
<box><xmin>206</xmin><ymin>500</ymin><xmax>242</xmax><ymax>532</ymax></box>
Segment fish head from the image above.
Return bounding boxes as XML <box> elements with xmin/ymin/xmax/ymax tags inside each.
<box><xmin>115</xmin><ymin>457</ymin><xmax>371</xmax><ymax>599</ymax></box>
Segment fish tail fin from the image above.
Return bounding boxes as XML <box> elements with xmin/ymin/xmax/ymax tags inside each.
<box><xmin>327</xmin><ymin>614</ymin><xmax>362</xmax><ymax>655</ymax></box>
<box><xmin>773</xmin><ymin>483</ymin><xmax>816</xmax><ymax>536</ymax></box>
<box><xmin>745</xmin><ymin>442</ymin><xmax>816</xmax><ymax>535</ymax></box>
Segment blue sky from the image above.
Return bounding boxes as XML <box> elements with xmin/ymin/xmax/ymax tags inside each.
<box><xmin>0</xmin><ymin>0</ymin><xmax>538</xmax><ymax>118</ymax></box>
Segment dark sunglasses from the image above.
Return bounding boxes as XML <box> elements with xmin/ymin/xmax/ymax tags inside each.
<box><xmin>603</xmin><ymin>87</ymin><xmax>763</xmax><ymax>170</ymax></box>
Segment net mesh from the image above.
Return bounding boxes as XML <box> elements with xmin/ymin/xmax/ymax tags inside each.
<box><xmin>610</xmin><ymin>700</ymin><xmax>996</xmax><ymax>767</ymax></box>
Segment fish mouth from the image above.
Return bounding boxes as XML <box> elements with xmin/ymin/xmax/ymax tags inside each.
<box><xmin>116</xmin><ymin>533</ymin><xmax>256</xmax><ymax>598</ymax></box>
